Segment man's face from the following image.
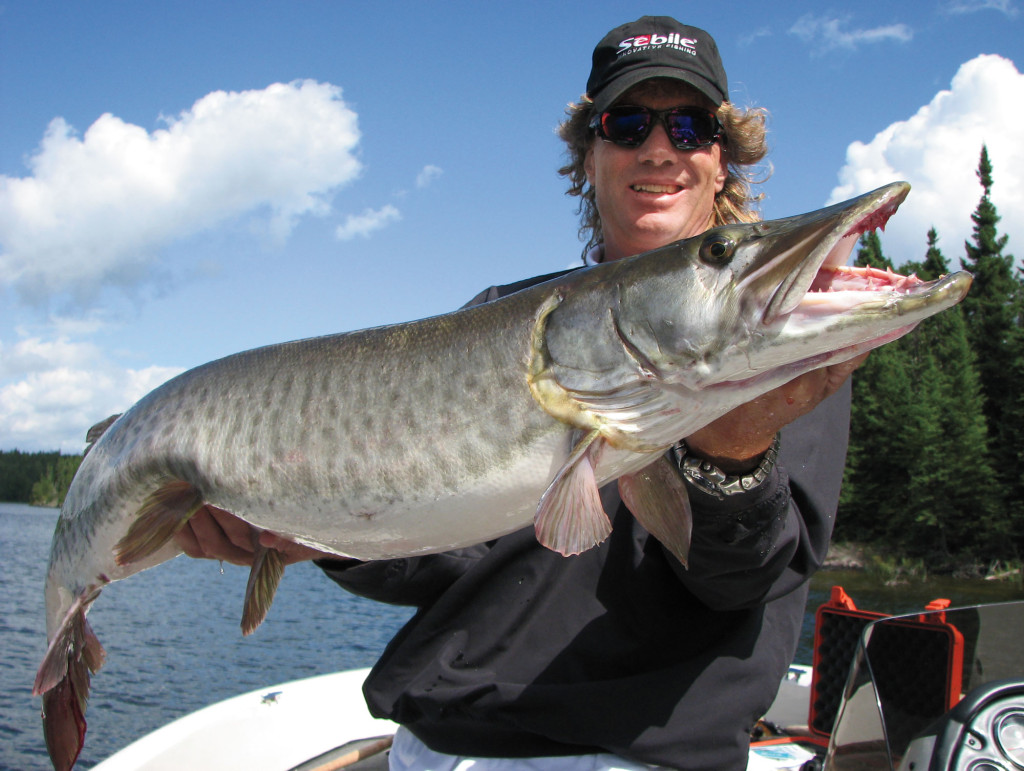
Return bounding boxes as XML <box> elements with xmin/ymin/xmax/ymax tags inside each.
<box><xmin>584</xmin><ymin>81</ymin><xmax>727</xmax><ymax>262</ymax></box>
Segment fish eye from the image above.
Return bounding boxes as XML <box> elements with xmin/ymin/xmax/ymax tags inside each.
<box><xmin>699</xmin><ymin>234</ymin><xmax>735</xmax><ymax>264</ymax></box>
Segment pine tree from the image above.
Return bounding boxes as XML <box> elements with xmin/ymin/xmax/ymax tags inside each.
<box><xmin>960</xmin><ymin>146</ymin><xmax>1018</xmax><ymax>430</ymax></box>
<box><xmin>855</xmin><ymin>230</ymin><xmax>894</xmax><ymax>270</ymax></box>
<box><xmin>30</xmin><ymin>469</ymin><xmax>59</xmax><ymax>507</ymax></box>
<box><xmin>1002</xmin><ymin>320</ymin><xmax>1024</xmax><ymax>554</ymax></box>
<box><xmin>840</xmin><ymin>341</ymin><xmax>916</xmax><ymax>544</ymax></box>
<box><xmin>900</xmin><ymin>227</ymin><xmax>948</xmax><ymax>280</ymax></box>
<box><xmin>839</xmin><ymin>229</ymin><xmax>1003</xmax><ymax>564</ymax></box>
<box><xmin>904</xmin><ymin>306</ymin><xmax>1000</xmax><ymax>559</ymax></box>
<box><xmin>919</xmin><ymin>228</ymin><xmax>951</xmax><ymax>281</ymax></box>
<box><xmin>957</xmin><ymin>147</ymin><xmax>1022</xmax><ymax>555</ymax></box>
<box><xmin>841</xmin><ymin>307</ymin><xmax>999</xmax><ymax>562</ymax></box>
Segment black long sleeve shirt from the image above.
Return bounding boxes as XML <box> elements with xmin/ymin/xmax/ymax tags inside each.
<box><xmin>318</xmin><ymin>271</ymin><xmax>850</xmax><ymax>770</ymax></box>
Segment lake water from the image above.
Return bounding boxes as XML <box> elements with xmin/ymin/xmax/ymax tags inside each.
<box><xmin>3</xmin><ymin>502</ymin><xmax>1022</xmax><ymax>770</ymax></box>
<box><xmin>0</xmin><ymin>503</ymin><xmax>414</xmax><ymax>770</ymax></box>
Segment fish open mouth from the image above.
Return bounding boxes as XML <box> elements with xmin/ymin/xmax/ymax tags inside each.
<box><xmin>809</xmin><ymin>264</ymin><xmax>921</xmax><ymax>294</ymax></box>
<box><xmin>719</xmin><ymin>182</ymin><xmax>973</xmax><ymax>388</ymax></box>
<box><xmin>746</xmin><ymin>267</ymin><xmax>974</xmax><ymax>390</ymax></box>
<box><xmin>755</xmin><ymin>183</ymin><xmax>912</xmax><ymax>325</ymax></box>
<box><xmin>800</xmin><ymin>264</ymin><xmax>929</xmax><ymax>316</ymax></box>
<box><xmin>804</xmin><ymin>188</ymin><xmax>920</xmax><ymax>302</ymax></box>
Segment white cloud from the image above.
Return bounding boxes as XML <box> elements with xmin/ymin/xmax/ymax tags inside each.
<box><xmin>0</xmin><ymin>80</ymin><xmax>362</xmax><ymax>308</ymax></box>
<box><xmin>0</xmin><ymin>332</ymin><xmax>182</xmax><ymax>452</ymax></box>
<box><xmin>738</xmin><ymin>27</ymin><xmax>773</xmax><ymax>47</ymax></box>
<box><xmin>942</xmin><ymin>0</ymin><xmax>1019</xmax><ymax>16</ymax></box>
<box><xmin>335</xmin><ymin>204</ymin><xmax>401</xmax><ymax>240</ymax></box>
<box><xmin>789</xmin><ymin>14</ymin><xmax>912</xmax><ymax>54</ymax></box>
<box><xmin>0</xmin><ymin>334</ymin><xmax>98</xmax><ymax>379</ymax></box>
<box><xmin>828</xmin><ymin>55</ymin><xmax>1023</xmax><ymax>268</ymax></box>
<box><xmin>416</xmin><ymin>165</ymin><xmax>443</xmax><ymax>188</ymax></box>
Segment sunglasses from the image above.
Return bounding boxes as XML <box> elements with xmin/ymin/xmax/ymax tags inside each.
<box><xmin>590</xmin><ymin>106</ymin><xmax>723</xmax><ymax>150</ymax></box>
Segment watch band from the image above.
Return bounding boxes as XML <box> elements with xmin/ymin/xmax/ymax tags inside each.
<box><xmin>672</xmin><ymin>434</ymin><xmax>780</xmax><ymax>499</ymax></box>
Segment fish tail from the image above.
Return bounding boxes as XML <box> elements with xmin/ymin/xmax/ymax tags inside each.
<box><xmin>34</xmin><ymin>587</ymin><xmax>106</xmax><ymax>771</ymax></box>
<box><xmin>114</xmin><ymin>477</ymin><xmax>204</xmax><ymax>566</ymax></box>
<box><xmin>241</xmin><ymin>545</ymin><xmax>286</xmax><ymax>636</ymax></box>
<box><xmin>41</xmin><ymin>678</ymin><xmax>86</xmax><ymax>771</ymax></box>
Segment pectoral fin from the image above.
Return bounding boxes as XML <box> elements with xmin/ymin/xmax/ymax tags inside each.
<box><xmin>114</xmin><ymin>478</ymin><xmax>204</xmax><ymax>566</ymax></box>
<box><xmin>618</xmin><ymin>456</ymin><xmax>692</xmax><ymax>567</ymax></box>
<box><xmin>241</xmin><ymin>544</ymin><xmax>286</xmax><ymax>636</ymax></box>
<box><xmin>534</xmin><ymin>429</ymin><xmax>612</xmax><ymax>556</ymax></box>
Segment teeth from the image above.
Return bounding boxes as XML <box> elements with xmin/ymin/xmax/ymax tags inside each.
<box><xmin>632</xmin><ymin>184</ymin><xmax>678</xmax><ymax>194</ymax></box>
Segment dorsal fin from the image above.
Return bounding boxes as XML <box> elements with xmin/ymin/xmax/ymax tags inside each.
<box><xmin>84</xmin><ymin>414</ymin><xmax>122</xmax><ymax>456</ymax></box>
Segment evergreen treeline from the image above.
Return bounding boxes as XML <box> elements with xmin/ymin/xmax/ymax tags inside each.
<box><xmin>0</xmin><ymin>450</ymin><xmax>82</xmax><ymax>506</ymax></box>
<box><xmin>838</xmin><ymin>146</ymin><xmax>1022</xmax><ymax>571</ymax></box>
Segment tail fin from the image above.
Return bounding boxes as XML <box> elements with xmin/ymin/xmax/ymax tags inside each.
<box><xmin>42</xmin><ymin>676</ymin><xmax>86</xmax><ymax>771</ymax></box>
<box><xmin>34</xmin><ymin>587</ymin><xmax>106</xmax><ymax>771</ymax></box>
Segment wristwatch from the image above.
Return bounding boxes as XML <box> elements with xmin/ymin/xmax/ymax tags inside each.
<box><xmin>672</xmin><ymin>434</ymin><xmax>780</xmax><ymax>499</ymax></box>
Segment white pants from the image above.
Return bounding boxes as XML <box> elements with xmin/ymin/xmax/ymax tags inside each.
<box><xmin>388</xmin><ymin>726</ymin><xmax>664</xmax><ymax>771</ymax></box>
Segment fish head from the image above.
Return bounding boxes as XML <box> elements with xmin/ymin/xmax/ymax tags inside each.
<box><xmin>613</xmin><ymin>181</ymin><xmax>972</xmax><ymax>393</ymax></box>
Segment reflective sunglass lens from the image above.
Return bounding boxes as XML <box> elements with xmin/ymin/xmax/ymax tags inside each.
<box><xmin>666</xmin><ymin>113</ymin><xmax>710</xmax><ymax>146</ymax></box>
<box><xmin>601</xmin><ymin>111</ymin><xmax>650</xmax><ymax>146</ymax></box>
<box><xmin>595</xmin><ymin>107</ymin><xmax>719</xmax><ymax>149</ymax></box>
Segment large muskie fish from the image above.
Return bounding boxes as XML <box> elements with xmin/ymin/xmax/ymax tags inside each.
<box><xmin>35</xmin><ymin>182</ymin><xmax>970</xmax><ymax>769</ymax></box>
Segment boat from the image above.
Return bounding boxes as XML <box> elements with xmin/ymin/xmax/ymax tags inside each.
<box><xmin>91</xmin><ymin>668</ymin><xmax>396</xmax><ymax>771</ymax></box>
<box><xmin>93</xmin><ymin>596</ymin><xmax>1024</xmax><ymax>771</ymax></box>
<box><xmin>750</xmin><ymin>594</ymin><xmax>1024</xmax><ymax>770</ymax></box>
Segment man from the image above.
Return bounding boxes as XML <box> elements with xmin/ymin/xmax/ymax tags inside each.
<box><xmin>179</xmin><ymin>17</ymin><xmax>858</xmax><ymax>770</ymax></box>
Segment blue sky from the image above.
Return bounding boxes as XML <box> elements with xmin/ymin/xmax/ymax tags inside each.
<box><xmin>1</xmin><ymin>0</ymin><xmax>1022</xmax><ymax>452</ymax></box>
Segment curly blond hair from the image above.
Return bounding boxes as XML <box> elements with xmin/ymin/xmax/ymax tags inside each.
<box><xmin>557</xmin><ymin>86</ymin><xmax>770</xmax><ymax>257</ymax></box>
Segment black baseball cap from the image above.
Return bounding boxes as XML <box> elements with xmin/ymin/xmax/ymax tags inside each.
<box><xmin>587</xmin><ymin>17</ymin><xmax>729</xmax><ymax>113</ymax></box>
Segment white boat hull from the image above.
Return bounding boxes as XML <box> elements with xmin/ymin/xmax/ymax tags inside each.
<box><xmin>91</xmin><ymin>666</ymin><xmax>815</xmax><ymax>770</ymax></box>
<box><xmin>91</xmin><ymin>668</ymin><xmax>396</xmax><ymax>771</ymax></box>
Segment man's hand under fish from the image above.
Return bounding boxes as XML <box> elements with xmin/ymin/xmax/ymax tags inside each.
<box><xmin>684</xmin><ymin>352</ymin><xmax>869</xmax><ymax>471</ymax></box>
<box><xmin>177</xmin><ymin>505</ymin><xmax>332</xmax><ymax>566</ymax></box>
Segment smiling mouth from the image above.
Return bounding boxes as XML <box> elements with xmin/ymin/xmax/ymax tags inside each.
<box><xmin>632</xmin><ymin>183</ymin><xmax>681</xmax><ymax>194</ymax></box>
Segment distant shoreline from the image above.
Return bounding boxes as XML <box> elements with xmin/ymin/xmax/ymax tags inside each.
<box><xmin>823</xmin><ymin>542</ymin><xmax>868</xmax><ymax>570</ymax></box>
<box><xmin>6</xmin><ymin>501</ymin><xmax>1017</xmax><ymax>584</ymax></box>
<box><xmin>824</xmin><ymin>540</ymin><xmax>1023</xmax><ymax>583</ymax></box>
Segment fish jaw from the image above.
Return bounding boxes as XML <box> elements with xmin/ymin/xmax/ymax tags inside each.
<box><xmin>736</xmin><ymin>181</ymin><xmax>911</xmax><ymax>325</ymax></box>
<box><xmin>705</xmin><ymin>269</ymin><xmax>973</xmax><ymax>394</ymax></box>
